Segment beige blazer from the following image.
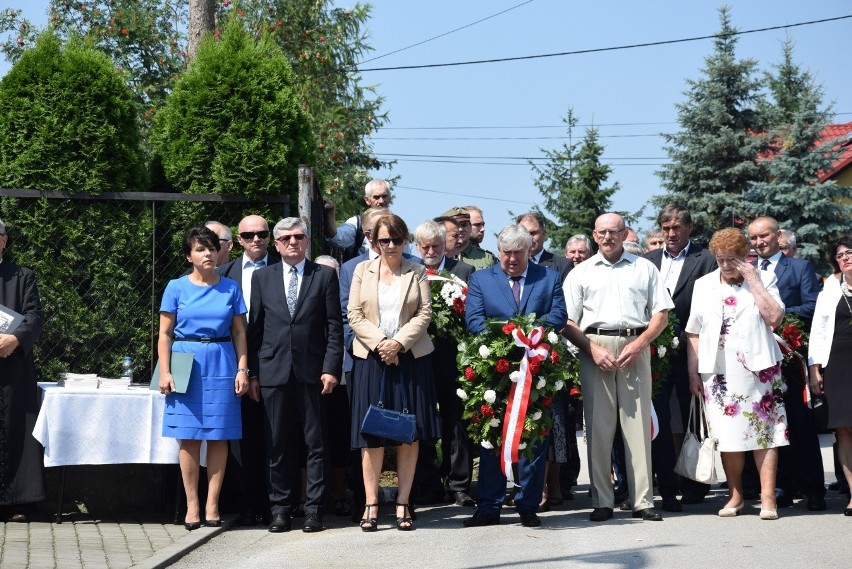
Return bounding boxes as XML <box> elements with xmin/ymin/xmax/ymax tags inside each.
<box><xmin>348</xmin><ymin>257</ymin><xmax>434</xmax><ymax>359</ymax></box>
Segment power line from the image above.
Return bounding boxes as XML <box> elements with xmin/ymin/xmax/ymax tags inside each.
<box><xmin>380</xmin><ymin>121</ymin><xmax>677</xmax><ymax>130</ymax></box>
<box><xmin>388</xmin><ymin>158</ymin><xmax>665</xmax><ymax>167</ymax></box>
<box><xmin>373</xmin><ymin>134</ymin><xmax>663</xmax><ymax>141</ymax></box>
<box><xmin>376</xmin><ymin>152</ymin><xmax>665</xmax><ymax>160</ymax></box>
<box><xmin>396</xmin><ymin>184</ymin><xmax>534</xmax><ymax>204</ymax></box>
<box><xmin>360</xmin><ymin>0</ymin><xmax>536</xmax><ymax>65</ymax></box>
<box><xmin>358</xmin><ymin>14</ymin><xmax>852</xmax><ymax>72</ymax></box>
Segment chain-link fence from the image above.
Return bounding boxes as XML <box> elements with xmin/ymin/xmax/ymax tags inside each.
<box><xmin>0</xmin><ymin>188</ymin><xmax>301</xmax><ymax>383</ymax></box>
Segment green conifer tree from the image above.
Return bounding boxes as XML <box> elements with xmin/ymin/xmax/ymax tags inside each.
<box><xmin>654</xmin><ymin>6</ymin><xmax>768</xmax><ymax>242</ymax></box>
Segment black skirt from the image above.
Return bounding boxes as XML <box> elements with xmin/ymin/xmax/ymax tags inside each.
<box><xmin>825</xmin><ymin>296</ymin><xmax>852</xmax><ymax>429</ymax></box>
<box><xmin>349</xmin><ymin>351</ymin><xmax>441</xmax><ymax>449</ymax></box>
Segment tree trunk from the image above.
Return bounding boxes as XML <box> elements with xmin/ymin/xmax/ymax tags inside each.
<box><xmin>187</xmin><ymin>0</ymin><xmax>216</xmax><ymax>62</ymax></box>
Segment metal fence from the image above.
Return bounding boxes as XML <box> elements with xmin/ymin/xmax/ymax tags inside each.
<box><xmin>0</xmin><ymin>186</ymin><xmax>301</xmax><ymax>383</ymax></box>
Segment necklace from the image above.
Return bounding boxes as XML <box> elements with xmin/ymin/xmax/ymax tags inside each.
<box><xmin>842</xmin><ymin>275</ymin><xmax>852</xmax><ymax>317</ymax></box>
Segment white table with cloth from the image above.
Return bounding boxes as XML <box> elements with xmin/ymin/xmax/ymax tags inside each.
<box><xmin>32</xmin><ymin>383</ymin><xmax>189</xmax><ymax>521</ymax></box>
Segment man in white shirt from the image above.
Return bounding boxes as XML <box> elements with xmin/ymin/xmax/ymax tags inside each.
<box><xmin>324</xmin><ymin>179</ymin><xmax>392</xmax><ymax>257</ymax></box>
<box><xmin>563</xmin><ymin>213</ymin><xmax>673</xmax><ymax>522</ymax></box>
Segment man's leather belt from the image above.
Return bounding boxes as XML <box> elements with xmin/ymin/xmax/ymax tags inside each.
<box><xmin>585</xmin><ymin>327</ymin><xmax>647</xmax><ymax>337</ymax></box>
<box><xmin>173</xmin><ymin>336</ymin><xmax>231</xmax><ymax>343</ymax></box>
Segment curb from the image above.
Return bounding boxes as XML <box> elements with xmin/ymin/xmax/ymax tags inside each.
<box><xmin>130</xmin><ymin>516</ymin><xmax>236</xmax><ymax>569</ymax></box>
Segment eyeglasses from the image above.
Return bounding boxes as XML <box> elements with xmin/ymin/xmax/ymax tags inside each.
<box><xmin>239</xmin><ymin>230</ymin><xmax>269</xmax><ymax>240</ymax></box>
<box><xmin>377</xmin><ymin>237</ymin><xmax>404</xmax><ymax>247</ymax></box>
<box><xmin>594</xmin><ymin>228</ymin><xmax>624</xmax><ymax>237</ymax></box>
<box><xmin>275</xmin><ymin>234</ymin><xmax>307</xmax><ymax>244</ymax></box>
<box><xmin>835</xmin><ymin>250</ymin><xmax>852</xmax><ymax>261</ymax></box>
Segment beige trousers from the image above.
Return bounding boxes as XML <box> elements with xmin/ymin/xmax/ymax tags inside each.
<box><xmin>580</xmin><ymin>333</ymin><xmax>654</xmax><ymax>510</ymax></box>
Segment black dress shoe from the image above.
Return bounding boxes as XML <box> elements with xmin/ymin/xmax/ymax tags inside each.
<box><xmin>661</xmin><ymin>497</ymin><xmax>683</xmax><ymax>512</ymax></box>
<box><xmin>518</xmin><ymin>510</ymin><xmax>541</xmax><ymax>527</ymax></box>
<box><xmin>776</xmin><ymin>492</ymin><xmax>794</xmax><ymax>508</ymax></box>
<box><xmin>184</xmin><ymin>521</ymin><xmax>202</xmax><ymax>531</ymax></box>
<box><xmin>807</xmin><ymin>496</ymin><xmax>827</xmax><ymax>511</ymax></box>
<box><xmin>452</xmin><ymin>491</ymin><xmax>476</xmax><ymax>507</ymax></box>
<box><xmin>238</xmin><ymin>513</ymin><xmax>258</xmax><ymax>527</ymax></box>
<box><xmin>589</xmin><ymin>507</ymin><xmax>613</xmax><ymax>522</ymax></box>
<box><xmin>632</xmin><ymin>507</ymin><xmax>663</xmax><ymax>521</ymax></box>
<box><xmin>844</xmin><ymin>507</ymin><xmax>852</xmax><ymax>516</ymax></box>
<box><xmin>302</xmin><ymin>513</ymin><xmax>323</xmax><ymax>533</ymax></box>
<box><xmin>268</xmin><ymin>513</ymin><xmax>292</xmax><ymax>533</ymax></box>
<box><xmin>463</xmin><ymin>510</ymin><xmax>500</xmax><ymax>527</ymax></box>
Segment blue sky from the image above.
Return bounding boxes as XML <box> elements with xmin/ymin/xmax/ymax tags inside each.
<box><xmin>4</xmin><ymin>1</ymin><xmax>851</xmax><ymax>252</ymax></box>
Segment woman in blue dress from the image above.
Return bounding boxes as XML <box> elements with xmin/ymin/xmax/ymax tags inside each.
<box><xmin>157</xmin><ymin>226</ymin><xmax>250</xmax><ymax>530</ymax></box>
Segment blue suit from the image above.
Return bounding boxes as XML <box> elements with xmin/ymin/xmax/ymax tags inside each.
<box><xmin>755</xmin><ymin>254</ymin><xmax>825</xmax><ymax>503</ymax></box>
<box><xmin>465</xmin><ymin>262</ymin><xmax>567</xmax><ymax>515</ymax></box>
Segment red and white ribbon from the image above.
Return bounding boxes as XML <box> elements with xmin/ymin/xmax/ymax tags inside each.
<box><xmin>500</xmin><ymin>326</ymin><xmax>550</xmax><ymax>484</ymax></box>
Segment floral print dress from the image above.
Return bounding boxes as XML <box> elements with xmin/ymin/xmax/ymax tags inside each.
<box><xmin>701</xmin><ymin>285</ymin><xmax>789</xmax><ymax>452</ymax></box>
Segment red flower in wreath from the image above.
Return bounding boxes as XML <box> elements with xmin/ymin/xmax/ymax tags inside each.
<box><xmin>569</xmin><ymin>387</ymin><xmax>581</xmax><ymax>397</ymax></box>
<box><xmin>550</xmin><ymin>350</ymin><xmax>560</xmax><ymax>364</ymax></box>
<box><xmin>464</xmin><ymin>366</ymin><xmax>475</xmax><ymax>382</ymax></box>
<box><xmin>426</xmin><ymin>268</ymin><xmax>437</xmax><ymax>276</ymax></box>
<box><xmin>502</xmin><ymin>322</ymin><xmax>517</xmax><ymax>335</ymax></box>
<box><xmin>541</xmin><ymin>395</ymin><xmax>554</xmax><ymax>408</ymax></box>
<box><xmin>471</xmin><ymin>413</ymin><xmax>481</xmax><ymax>424</ymax></box>
<box><xmin>480</xmin><ymin>404</ymin><xmax>494</xmax><ymax>418</ymax></box>
<box><xmin>452</xmin><ymin>297</ymin><xmax>465</xmax><ymax>314</ymax></box>
<box><xmin>782</xmin><ymin>324</ymin><xmax>803</xmax><ymax>351</ymax></box>
<box><xmin>495</xmin><ymin>358</ymin><xmax>510</xmax><ymax>373</ymax></box>
<box><xmin>528</xmin><ymin>359</ymin><xmax>542</xmax><ymax>375</ymax></box>
<box><xmin>649</xmin><ymin>344</ymin><xmax>657</xmax><ymax>357</ymax></box>
<box><xmin>539</xmin><ymin>427</ymin><xmax>551</xmax><ymax>437</ymax></box>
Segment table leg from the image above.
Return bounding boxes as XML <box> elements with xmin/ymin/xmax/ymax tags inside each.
<box><xmin>55</xmin><ymin>466</ymin><xmax>65</xmax><ymax>524</ymax></box>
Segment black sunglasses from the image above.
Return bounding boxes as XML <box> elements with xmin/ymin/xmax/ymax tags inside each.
<box><xmin>275</xmin><ymin>234</ymin><xmax>307</xmax><ymax>243</ymax></box>
<box><xmin>377</xmin><ymin>237</ymin><xmax>404</xmax><ymax>247</ymax></box>
<box><xmin>239</xmin><ymin>230</ymin><xmax>270</xmax><ymax>240</ymax></box>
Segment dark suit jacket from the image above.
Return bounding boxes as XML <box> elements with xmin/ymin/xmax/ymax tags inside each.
<box><xmin>247</xmin><ymin>259</ymin><xmax>343</xmax><ymax>387</ymax></box>
<box><xmin>442</xmin><ymin>257</ymin><xmax>475</xmax><ymax>283</ymax></box>
<box><xmin>215</xmin><ymin>252</ymin><xmax>281</xmax><ymax>286</ymax></box>
<box><xmin>466</xmin><ymin>262</ymin><xmax>567</xmax><ymax>334</ymax></box>
<box><xmin>755</xmin><ymin>255</ymin><xmax>820</xmax><ymax>322</ymax></box>
<box><xmin>644</xmin><ymin>243</ymin><xmax>717</xmax><ymax>328</ymax></box>
<box><xmin>537</xmin><ymin>250</ymin><xmax>573</xmax><ymax>284</ymax></box>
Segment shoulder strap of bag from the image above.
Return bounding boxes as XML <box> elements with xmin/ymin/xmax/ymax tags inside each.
<box><xmin>376</xmin><ymin>366</ymin><xmax>411</xmax><ymax>413</ymax></box>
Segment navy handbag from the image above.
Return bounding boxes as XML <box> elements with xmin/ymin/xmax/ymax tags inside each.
<box><xmin>360</xmin><ymin>367</ymin><xmax>417</xmax><ymax>444</ymax></box>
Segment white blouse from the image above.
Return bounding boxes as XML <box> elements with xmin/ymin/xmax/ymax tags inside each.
<box><xmin>377</xmin><ymin>279</ymin><xmax>401</xmax><ymax>339</ymax></box>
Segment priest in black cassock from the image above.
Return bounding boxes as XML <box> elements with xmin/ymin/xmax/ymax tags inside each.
<box><xmin>0</xmin><ymin>218</ymin><xmax>46</xmax><ymax>522</ymax></box>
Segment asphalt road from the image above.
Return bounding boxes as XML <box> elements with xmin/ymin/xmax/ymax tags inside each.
<box><xmin>170</xmin><ymin>434</ymin><xmax>852</xmax><ymax>569</ymax></box>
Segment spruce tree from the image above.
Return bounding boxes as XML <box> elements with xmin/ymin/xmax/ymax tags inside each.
<box><xmin>530</xmin><ymin>109</ymin><xmax>619</xmax><ymax>252</ymax></box>
<box><xmin>654</xmin><ymin>6</ymin><xmax>768</xmax><ymax>242</ymax></box>
<box><xmin>745</xmin><ymin>38</ymin><xmax>851</xmax><ymax>271</ymax></box>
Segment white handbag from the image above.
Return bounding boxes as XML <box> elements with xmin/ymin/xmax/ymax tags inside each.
<box><xmin>674</xmin><ymin>396</ymin><xmax>718</xmax><ymax>484</ymax></box>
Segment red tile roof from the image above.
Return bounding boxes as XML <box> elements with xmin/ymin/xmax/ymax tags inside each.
<box><xmin>817</xmin><ymin>122</ymin><xmax>852</xmax><ymax>182</ymax></box>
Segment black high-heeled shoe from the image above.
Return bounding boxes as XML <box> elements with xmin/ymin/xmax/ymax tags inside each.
<box><xmin>843</xmin><ymin>507</ymin><xmax>852</xmax><ymax>516</ymax></box>
<box><xmin>184</xmin><ymin>521</ymin><xmax>202</xmax><ymax>531</ymax></box>
<box><xmin>360</xmin><ymin>504</ymin><xmax>378</xmax><ymax>532</ymax></box>
<box><xmin>396</xmin><ymin>503</ymin><xmax>414</xmax><ymax>531</ymax></box>
<box><xmin>204</xmin><ymin>519</ymin><xmax>222</xmax><ymax>527</ymax></box>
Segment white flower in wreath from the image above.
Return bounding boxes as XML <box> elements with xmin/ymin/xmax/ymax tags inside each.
<box><xmin>478</xmin><ymin>345</ymin><xmax>490</xmax><ymax>358</ymax></box>
<box><xmin>671</xmin><ymin>336</ymin><xmax>680</xmax><ymax>349</ymax></box>
<box><xmin>554</xmin><ymin>380</ymin><xmax>564</xmax><ymax>391</ymax></box>
<box><xmin>509</xmin><ymin>370</ymin><xmax>523</xmax><ymax>383</ymax></box>
<box><xmin>547</xmin><ymin>331</ymin><xmax>559</xmax><ymax>344</ymax></box>
<box><xmin>517</xmin><ymin>442</ymin><xmax>527</xmax><ymax>450</ymax></box>
<box><xmin>536</xmin><ymin>377</ymin><xmax>546</xmax><ymax>390</ymax></box>
<box><xmin>489</xmin><ymin>418</ymin><xmax>500</xmax><ymax>427</ymax></box>
<box><xmin>483</xmin><ymin>389</ymin><xmax>497</xmax><ymax>404</ymax></box>
<box><xmin>564</xmin><ymin>340</ymin><xmax>580</xmax><ymax>356</ymax></box>
<box><xmin>657</xmin><ymin>345</ymin><xmax>667</xmax><ymax>358</ymax></box>
<box><xmin>481</xmin><ymin>440</ymin><xmax>494</xmax><ymax>450</ymax></box>
<box><xmin>456</xmin><ymin>388</ymin><xmax>468</xmax><ymax>401</ymax></box>
<box><xmin>532</xmin><ymin>410</ymin><xmax>542</xmax><ymax>421</ymax></box>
